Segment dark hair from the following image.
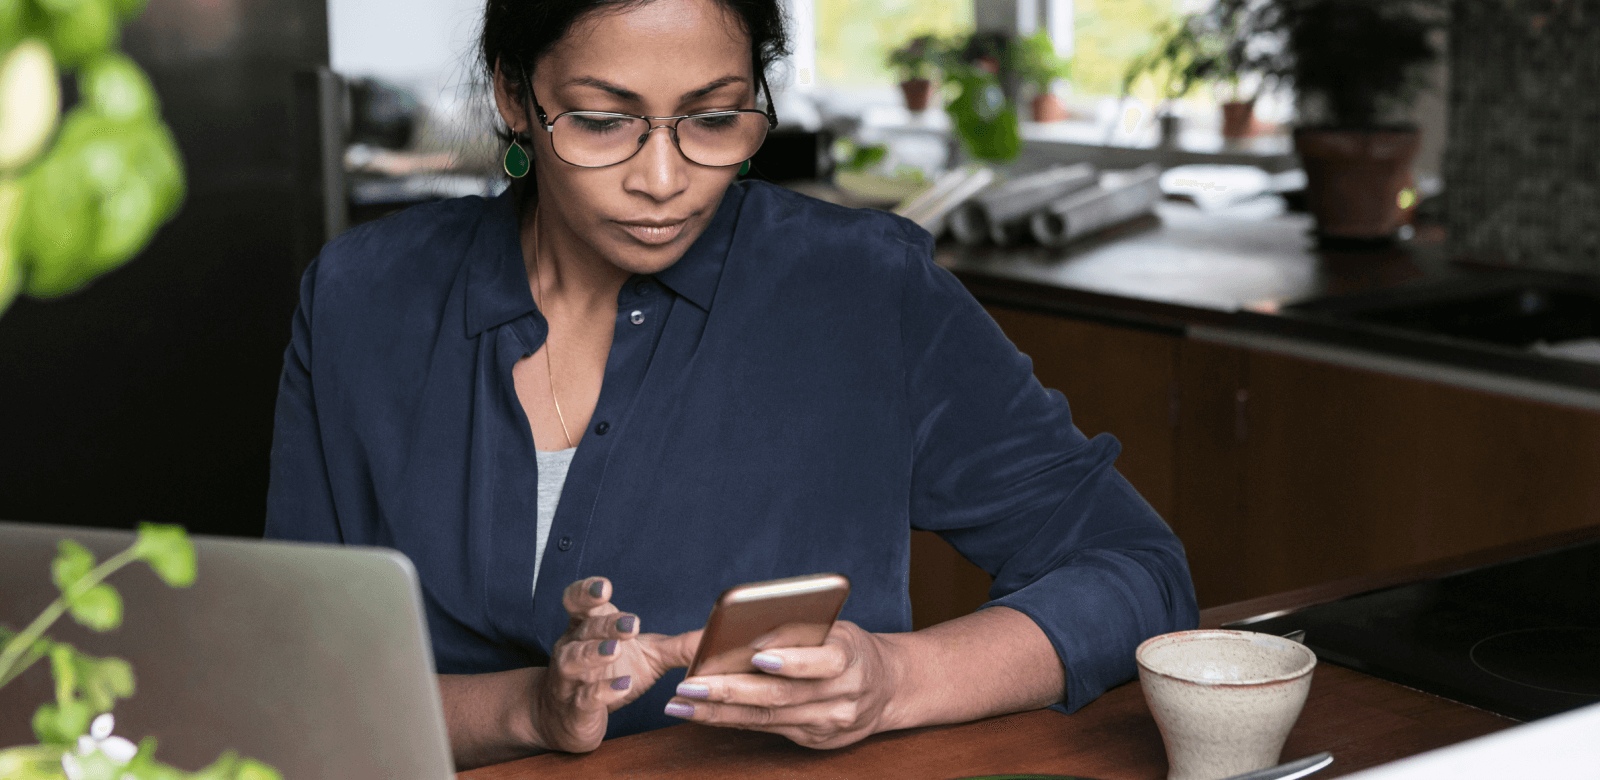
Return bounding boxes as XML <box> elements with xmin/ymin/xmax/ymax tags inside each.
<box><xmin>480</xmin><ymin>0</ymin><xmax>788</xmax><ymax>190</ymax></box>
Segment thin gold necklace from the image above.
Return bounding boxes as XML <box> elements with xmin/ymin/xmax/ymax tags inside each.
<box><xmin>530</xmin><ymin>209</ymin><xmax>576</xmax><ymax>450</ymax></box>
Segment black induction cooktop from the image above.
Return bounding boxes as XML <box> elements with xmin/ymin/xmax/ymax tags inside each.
<box><xmin>1227</xmin><ymin>538</ymin><xmax>1600</xmax><ymax>722</ymax></box>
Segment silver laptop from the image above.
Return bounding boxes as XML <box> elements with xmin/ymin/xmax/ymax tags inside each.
<box><xmin>0</xmin><ymin>521</ymin><xmax>455</xmax><ymax>780</ymax></box>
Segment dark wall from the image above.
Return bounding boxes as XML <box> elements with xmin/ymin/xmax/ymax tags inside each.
<box><xmin>0</xmin><ymin>0</ymin><xmax>332</xmax><ymax>537</ymax></box>
<box><xmin>1444</xmin><ymin>0</ymin><xmax>1600</xmax><ymax>270</ymax></box>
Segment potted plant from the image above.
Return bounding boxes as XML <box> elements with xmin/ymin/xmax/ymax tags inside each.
<box><xmin>1192</xmin><ymin>5</ymin><xmax>1262</xmax><ymax>139</ymax></box>
<box><xmin>1012</xmin><ymin>30</ymin><xmax>1073</xmax><ymax>123</ymax></box>
<box><xmin>1219</xmin><ymin>0</ymin><xmax>1446</xmax><ymax>243</ymax></box>
<box><xmin>940</xmin><ymin>31</ymin><xmax>1022</xmax><ymax>162</ymax></box>
<box><xmin>1121</xmin><ymin>14</ymin><xmax>1229</xmax><ymax>149</ymax></box>
<box><xmin>887</xmin><ymin>34</ymin><xmax>941</xmax><ymax>113</ymax></box>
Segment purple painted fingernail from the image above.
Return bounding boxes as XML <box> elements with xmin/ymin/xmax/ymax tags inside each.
<box><xmin>616</xmin><ymin>615</ymin><xmax>636</xmax><ymax>633</ymax></box>
<box><xmin>588</xmin><ymin>579</ymin><xmax>605</xmax><ymax>598</ymax></box>
<box><xmin>611</xmin><ymin>676</ymin><xmax>631</xmax><ymax>691</ymax></box>
<box><xmin>599</xmin><ymin>639</ymin><xmax>618</xmax><ymax>656</ymax></box>
<box><xmin>664</xmin><ymin>701</ymin><xmax>695</xmax><ymax>719</ymax></box>
<box><xmin>752</xmin><ymin>652</ymin><xmax>783</xmax><ymax>672</ymax></box>
<box><xmin>676</xmin><ymin>682</ymin><xmax>710</xmax><ymax>699</ymax></box>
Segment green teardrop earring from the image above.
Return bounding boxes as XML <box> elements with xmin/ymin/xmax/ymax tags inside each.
<box><xmin>738</xmin><ymin>159</ymin><xmax>751</xmax><ymax>177</ymax></box>
<box><xmin>503</xmin><ymin>139</ymin><xmax>531</xmax><ymax>179</ymax></box>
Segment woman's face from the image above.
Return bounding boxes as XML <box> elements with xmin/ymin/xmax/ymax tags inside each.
<box><xmin>496</xmin><ymin>0</ymin><xmax>756</xmax><ymax>276</ymax></box>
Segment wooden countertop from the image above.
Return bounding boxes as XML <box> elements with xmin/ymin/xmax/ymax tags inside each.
<box><xmin>939</xmin><ymin>200</ymin><xmax>1600</xmax><ymax>397</ymax></box>
<box><xmin>460</xmin><ymin>662</ymin><xmax>1509</xmax><ymax>780</ymax></box>
<box><xmin>454</xmin><ymin>529</ymin><xmax>1600</xmax><ymax>780</ymax></box>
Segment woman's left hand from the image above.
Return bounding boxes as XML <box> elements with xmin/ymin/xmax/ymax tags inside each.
<box><xmin>661</xmin><ymin>619</ymin><xmax>905</xmax><ymax>749</ymax></box>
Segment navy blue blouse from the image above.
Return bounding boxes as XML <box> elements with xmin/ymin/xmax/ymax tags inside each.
<box><xmin>265</xmin><ymin>180</ymin><xmax>1198</xmax><ymax>740</ymax></box>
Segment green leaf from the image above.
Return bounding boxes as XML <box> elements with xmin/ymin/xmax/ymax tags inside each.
<box><xmin>52</xmin><ymin>539</ymin><xmax>96</xmax><ymax>593</ymax></box>
<box><xmin>75</xmin><ymin>654</ymin><xmax>135</xmax><ymax>712</ymax></box>
<box><xmin>18</xmin><ymin>137</ymin><xmax>99</xmax><ymax>297</ymax></box>
<box><xmin>88</xmin><ymin>162</ymin><xmax>156</xmax><ymax>271</ymax></box>
<box><xmin>45</xmin><ymin>0</ymin><xmax>117</xmax><ymax>68</ymax></box>
<box><xmin>110</xmin><ymin>0</ymin><xmax>147</xmax><ymax>20</ymax></box>
<box><xmin>0</xmin><ymin>744</ymin><xmax>71</xmax><ymax>780</ymax></box>
<box><xmin>122</xmin><ymin>736</ymin><xmax>160</xmax><ymax>776</ymax></box>
<box><xmin>0</xmin><ymin>0</ymin><xmax>26</xmax><ymax>50</ymax></box>
<box><xmin>36</xmin><ymin>0</ymin><xmax>89</xmax><ymax>13</ymax></box>
<box><xmin>134</xmin><ymin>523</ymin><xmax>195</xmax><ymax>587</ymax></box>
<box><xmin>49</xmin><ymin>642</ymin><xmax>77</xmax><ymax>700</ymax></box>
<box><xmin>32</xmin><ymin>699</ymin><xmax>92</xmax><ymax>744</ymax></box>
<box><xmin>234</xmin><ymin>759</ymin><xmax>284</xmax><ymax>780</ymax></box>
<box><xmin>80</xmin><ymin>53</ymin><xmax>158</xmax><ymax>122</ymax></box>
<box><xmin>67</xmin><ymin>582</ymin><xmax>122</xmax><ymax>632</ymax></box>
<box><xmin>133</xmin><ymin>120</ymin><xmax>185</xmax><ymax>219</ymax></box>
<box><xmin>189</xmin><ymin>751</ymin><xmax>239</xmax><ymax>780</ymax></box>
<box><xmin>0</xmin><ymin>180</ymin><xmax>23</xmax><ymax>314</ymax></box>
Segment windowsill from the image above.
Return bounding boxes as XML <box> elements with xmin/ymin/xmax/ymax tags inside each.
<box><xmin>848</xmin><ymin>100</ymin><xmax>1299</xmax><ymax>174</ymax></box>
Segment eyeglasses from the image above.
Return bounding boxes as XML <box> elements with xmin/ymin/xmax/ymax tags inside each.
<box><xmin>529</xmin><ymin>74</ymin><xmax>779</xmax><ymax>169</ymax></box>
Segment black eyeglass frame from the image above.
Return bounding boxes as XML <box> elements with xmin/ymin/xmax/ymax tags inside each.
<box><xmin>521</xmin><ymin>69</ymin><xmax>780</xmax><ymax>169</ymax></box>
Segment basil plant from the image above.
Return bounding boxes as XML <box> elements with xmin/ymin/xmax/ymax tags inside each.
<box><xmin>0</xmin><ymin>525</ymin><xmax>283</xmax><ymax>780</ymax></box>
<box><xmin>0</xmin><ymin>0</ymin><xmax>186</xmax><ymax>316</ymax></box>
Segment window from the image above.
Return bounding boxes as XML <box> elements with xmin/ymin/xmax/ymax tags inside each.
<box><xmin>804</xmin><ymin>0</ymin><xmax>1223</xmax><ymax>95</ymax></box>
<box><xmin>812</xmin><ymin>0</ymin><xmax>973</xmax><ymax>86</ymax></box>
<box><xmin>1072</xmin><ymin>0</ymin><xmax>1179</xmax><ymax>97</ymax></box>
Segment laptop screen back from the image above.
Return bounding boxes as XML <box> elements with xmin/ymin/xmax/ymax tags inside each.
<box><xmin>0</xmin><ymin>522</ymin><xmax>455</xmax><ymax>780</ymax></box>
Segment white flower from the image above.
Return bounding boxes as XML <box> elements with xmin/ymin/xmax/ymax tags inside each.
<box><xmin>76</xmin><ymin>713</ymin><xmax>140</xmax><ymax>763</ymax></box>
<box><xmin>61</xmin><ymin>752</ymin><xmax>82</xmax><ymax>780</ymax></box>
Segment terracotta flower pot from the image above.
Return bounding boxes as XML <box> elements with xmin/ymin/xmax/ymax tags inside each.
<box><xmin>1221</xmin><ymin>100</ymin><xmax>1255</xmax><ymax>139</ymax></box>
<box><xmin>1293</xmin><ymin>127</ymin><xmax>1421</xmax><ymax>241</ymax></box>
<box><xmin>899</xmin><ymin>78</ymin><xmax>932</xmax><ymax>113</ymax></box>
<box><xmin>1030</xmin><ymin>93</ymin><xmax>1069</xmax><ymax>123</ymax></box>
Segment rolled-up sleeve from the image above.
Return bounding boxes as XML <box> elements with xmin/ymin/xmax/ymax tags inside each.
<box><xmin>265</xmin><ymin>257</ymin><xmax>343</xmax><ymax>544</ymax></box>
<box><xmin>895</xmin><ymin>223</ymin><xmax>1198</xmax><ymax>712</ymax></box>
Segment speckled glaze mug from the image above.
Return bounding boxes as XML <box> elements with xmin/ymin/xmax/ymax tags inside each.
<box><xmin>1137</xmin><ymin>630</ymin><xmax>1317</xmax><ymax>780</ymax></box>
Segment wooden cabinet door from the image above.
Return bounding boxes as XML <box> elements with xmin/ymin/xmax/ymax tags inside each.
<box><xmin>1236</xmin><ymin>349</ymin><xmax>1600</xmax><ymax>599</ymax></box>
<box><xmin>907</xmin><ymin>306</ymin><xmax>1181</xmax><ymax>628</ymax></box>
<box><xmin>1173</xmin><ymin>339</ymin><xmax>1251</xmax><ymax>607</ymax></box>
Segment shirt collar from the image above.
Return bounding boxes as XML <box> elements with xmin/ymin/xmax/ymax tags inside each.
<box><xmin>463</xmin><ymin>183</ymin><xmax>746</xmax><ymax>338</ymax></box>
<box><xmin>463</xmin><ymin>189</ymin><xmax>535</xmax><ymax>338</ymax></box>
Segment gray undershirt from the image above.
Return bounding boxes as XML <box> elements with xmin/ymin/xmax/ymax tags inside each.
<box><xmin>532</xmin><ymin>447</ymin><xmax>577</xmax><ymax>599</ymax></box>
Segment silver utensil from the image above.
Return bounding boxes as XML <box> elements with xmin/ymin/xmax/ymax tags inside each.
<box><xmin>1219</xmin><ymin>751</ymin><xmax>1334</xmax><ymax>780</ymax></box>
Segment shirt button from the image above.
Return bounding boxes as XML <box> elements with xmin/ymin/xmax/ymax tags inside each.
<box><xmin>633</xmin><ymin>280</ymin><xmax>652</xmax><ymax>296</ymax></box>
<box><xmin>630</xmin><ymin>310</ymin><xmax>645</xmax><ymax>325</ymax></box>
<box><xmin>594</xmin><ymin>421</ymin><xmax>610</xmax><ymax>435</ymax></box>
<box><xmin>556</xmin><ymin>536</ymin><xmax>572</xmax><ymax>552</ymax></box>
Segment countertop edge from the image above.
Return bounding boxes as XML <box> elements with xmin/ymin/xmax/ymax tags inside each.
<box><xmin>1189</xmin><ymin>324</ymin><xmax>1600</xmax><ymax>413</ymax></box>
<box><xmin>953</xmin><ymin>267</ymin><xmax>1600</xmax><ymax>414</ymax></box>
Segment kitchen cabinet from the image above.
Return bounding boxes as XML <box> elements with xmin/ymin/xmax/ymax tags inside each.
<box><xmin>1183</xmin><ymin>342</ymin><xmax>1600</xmax><ymax>607</ymax></box>
<box><xmin>909</xmin><ymin>304</ymin><xmax>1600</xmax><ymax>624</ymax></box>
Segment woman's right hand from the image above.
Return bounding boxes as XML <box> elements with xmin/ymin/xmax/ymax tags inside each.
<box><xmin>531</xmin><ymin>576</ymin><xmax>699</xmax><ymax>753</ymax></box>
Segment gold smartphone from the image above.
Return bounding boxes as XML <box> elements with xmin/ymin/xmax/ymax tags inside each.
<box><xmin>685</xmin><ymin>573</ymin><xmax>851</xmax><ymax>677</ymax></box>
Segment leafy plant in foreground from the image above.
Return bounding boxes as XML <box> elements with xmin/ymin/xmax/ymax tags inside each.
<box><xmin>0</xmin><ymin>524</ymin><xmax>282</xmax><ymax>780</ymax></box>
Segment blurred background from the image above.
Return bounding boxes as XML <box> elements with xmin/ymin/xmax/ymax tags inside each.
<box><xmin>0</xmin><ymin>0</ymin><xmax>1593</xmax><ymax>601</ymax></box>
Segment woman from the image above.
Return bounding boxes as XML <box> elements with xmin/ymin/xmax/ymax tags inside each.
<box><xmin>265</xmin><ymin>0</ymin><xmax>1198</xmax><ymax>769</ymax></box>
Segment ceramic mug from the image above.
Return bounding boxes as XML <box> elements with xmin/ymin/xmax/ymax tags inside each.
<box><xmin>1137</xmin><ymin>630</ymin><xmax>1317</xmax><ymax>780</ymax></box>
